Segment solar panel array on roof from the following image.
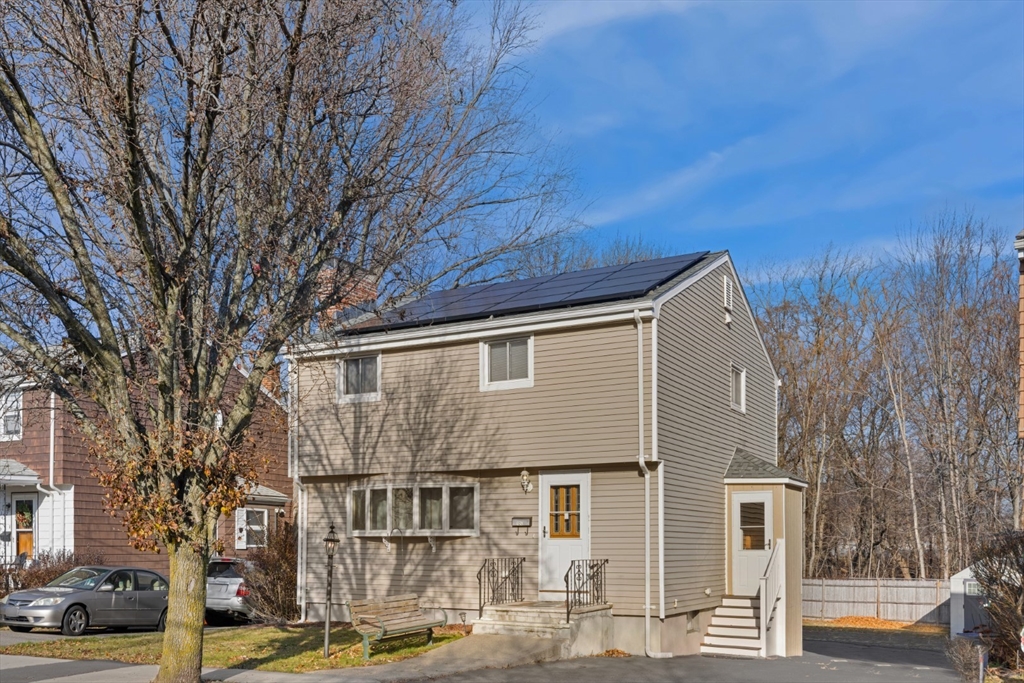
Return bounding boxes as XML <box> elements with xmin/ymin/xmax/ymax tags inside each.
<box><xmin>351</xmin><ymin>251</ymin><xmax>710</xmax><ymax>334</ymax></box>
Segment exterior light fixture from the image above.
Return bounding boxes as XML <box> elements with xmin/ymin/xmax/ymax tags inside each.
<box><xmin>520</xmin><ymin>470</ymin><xmax>533</xmax><ymax>494</ymax></box>
<box><xmin>323</xmin><ymin>523</ymin><xmax>340</xmax><ymax>658</ymax></box>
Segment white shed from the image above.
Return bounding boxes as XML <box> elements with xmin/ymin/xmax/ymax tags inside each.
<box><xmin>950</xmin><ymin>566</ymin><xmax>990</xmax><ymax>638</ymax></box>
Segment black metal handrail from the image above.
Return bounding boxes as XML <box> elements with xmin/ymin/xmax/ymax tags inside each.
<box><xmin>477</xmin><ymin>557</ymin><xmax>525</xmax><ymax>617</ymax></box>
<box><xmin>564</xmin><ymin>558</ymin><xmax>609</xmax><ymax>622</ymax></box>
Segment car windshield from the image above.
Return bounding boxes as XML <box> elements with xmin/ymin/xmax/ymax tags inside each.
<box><xmin>207</xmin><ymin>561</ymin><xmax>242</xmax><ymax>579</ymax></box>
<box><xmin>46</xmin><ymin>567</ymin><xmax>107</xmax><ymax>589</ymax></box>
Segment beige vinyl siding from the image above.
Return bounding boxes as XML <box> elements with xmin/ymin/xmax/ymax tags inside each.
<box><xmin>295</xmin><ymin>321</ymin><xmax>651</xmax><ymax>476</ymax></box>
<box><xmin>302</xmin><ymin>471</ymin><xmax>539</xmax><ymax>614</ymax></box>
<box><xmin>657</xmin><ymin>263</ymin><xmax>777</xmax><ymax>615</ymax></box>
<box><xmin>590</xmin><ymin>465</ymin><xmax>658</xmax><ymax>617</ymax></box>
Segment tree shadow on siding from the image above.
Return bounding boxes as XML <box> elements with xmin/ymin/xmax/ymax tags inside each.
<box><xmin>303</xmin><ymin>354</ymin><xmax>521</xmax><ymax>610</ymax></box>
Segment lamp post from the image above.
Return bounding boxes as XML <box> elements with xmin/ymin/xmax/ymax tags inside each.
<box><xmin>323</xmin><ymin>524</ymin><xmax>339</xmax><ymax>658</ymax></box>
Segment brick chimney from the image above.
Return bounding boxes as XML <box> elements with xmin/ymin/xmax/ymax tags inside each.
<box><xmin>316</xmin><ymin>259</ymin><xmax>378</xmax><ymax>328</ymax></box>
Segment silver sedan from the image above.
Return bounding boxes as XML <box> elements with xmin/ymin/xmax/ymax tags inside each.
<box><xmin>0</xmin><ymin>566</ymin><xmax>169</xmax><ymax>636</ymax></box>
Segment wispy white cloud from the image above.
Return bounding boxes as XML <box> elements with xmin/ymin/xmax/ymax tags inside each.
<box><xmin>529</xmin><ymin>0</ymin><xmax>695</xmax><ymax>46</ymax></box>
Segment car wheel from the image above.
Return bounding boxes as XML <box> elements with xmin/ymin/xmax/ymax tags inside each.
<box><xmin>9</xmin><ymin>626</ymin><xmax>33</xmax><ymax>633</ymax></box>
<box><xmin>157</xmin><ymin>609</ymin><xmax>167</xmax><ymax>632</ymax></box>
<box><xmin>61</xmin><ymin>605</ymin><xmax>88</xmax><ymax>637</ymax></box>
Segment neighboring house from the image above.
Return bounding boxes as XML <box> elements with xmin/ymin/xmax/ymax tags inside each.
<box><xmin>0</xmin><ymin>368</ymin><xmax>291</xmax><ymax>572</ymax></box>
<box><xmin>288</xmin><ymin>251</ymin><xmax>806</xmax><ymax>658</ymax></box>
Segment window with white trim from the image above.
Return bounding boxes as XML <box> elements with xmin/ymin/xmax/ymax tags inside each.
<box><xmin>1</xmin><ymin>389</ymin><xmax>22</xmax><ymax>441</ymax></box>
<box><xmin>337</xmin><ymin>355</ymin><xmax>381</xmax><ymax>402</ymax></box>
<box><xmin>348</xmin><ymin>483</ymin><xmax>479</xmax><ymax>536</ymax></box>
<box><xmin>480</xmin><ymin>337</ymin><xmax>533</xmax><ymax>390</ymax></box>
<box><xmin>234</xmin><ymin>507</ymin><xmax>268</xmax><ymax>549</ymax></box>
<box><xmin>731</xmin><ymin>365</ymin><xmax>746</xmax><ymax>413</ymax></box>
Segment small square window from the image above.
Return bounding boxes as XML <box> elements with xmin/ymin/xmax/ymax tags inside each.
<box><xmin>245</xmin><ymin>509</ymin><xmax>267</xmax><ymax>547</ymax></box>
<box><xmin>338</xmin><ymin>355</ymin><xmax>380</xmax><ymax>402</ymax></box>
<box><xmin>731</xmin><ymin>365</ymin><xmax>746</xmax><ymax>412</ymax></box>
<box><xmin>481</xmin><ymin>338</ymin><xmax>533</xmax><ymax>390</ymax></box>
<box><xmin>3</xmin><ymin>413</ymin><xmax>20</xmax><ymax>436</ymax></box>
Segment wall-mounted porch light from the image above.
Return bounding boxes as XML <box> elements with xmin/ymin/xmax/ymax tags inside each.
<box><xmin>520</xmin><ymin>470</ymin><xmax>533</xmax><ymax>494</ymax></box>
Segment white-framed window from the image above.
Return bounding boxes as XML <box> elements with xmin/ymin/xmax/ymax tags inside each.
<box><xmin>480</xmin><ymin>336</ymin><xmax>533</xmax><ymax>391</ymax></box>
<box><xmin>348</xmin><ymin>483</ymin><xmax>479</xmax><ymax>537</ymax></box>
<box><xmin>235</xmin><ymin>507</ymin><xmax>268</xmax><ymax>549</ymax></box>
<box><xmin>1</xmin><ymin>389</ymin><xmax>22</xmax><ymax>441</ymax></box>
<box><xmin>336</xmin><ymin>354</ymin><xmax>381</xmax><ymax>403</ymax></box>
<box><xmin>731</xmin><ymin>364</ymin><xmax>746</xmax><ymax>413</ymax></box>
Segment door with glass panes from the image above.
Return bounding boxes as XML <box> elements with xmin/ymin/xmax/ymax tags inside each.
<box><xmin>539</xmin><ymin>472</ymin><xmax>590</xmax><ymax>592</ymax></box>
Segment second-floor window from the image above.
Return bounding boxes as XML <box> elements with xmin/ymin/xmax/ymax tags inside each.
<box><xmin>1</xmin><ymin>389</ymin><xmax>22</xmax><ymax>441</ymax></box>
<box><xmin>337</xmin><ymin>355</ymin><xmax>380</xmax><ymax>403</ymax></box>
<box><xmin>481</xmin><ymin>337</ymin><xmax>533</xmax><ymax>390</ymax></box>
<box><xmin>731</xmin><ymin>364</ymin><xmax>746</xmax><ymax>413</ymax></box>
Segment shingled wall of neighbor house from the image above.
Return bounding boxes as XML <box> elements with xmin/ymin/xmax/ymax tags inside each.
<box><xmin>1</xmin><ymin>368</ymin><xmax>290</xmax><ymax>573</ymax></box>
<box><xmin>656</xmin><ymin>262</ymin><xmax>778</xmax><ymax>616</ymax></box>
<box><xmin>294</xmin><ymin>319</ymin><xmax>652</xmax><ymax>477</ymax></box>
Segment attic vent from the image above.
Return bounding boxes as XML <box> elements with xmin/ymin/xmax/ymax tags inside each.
<box><xmin>723</xmin><ymin>276</ymin><xmax>734</xmax><ymax>312</ymax></box>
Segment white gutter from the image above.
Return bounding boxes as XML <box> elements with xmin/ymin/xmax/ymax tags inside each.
<box><xmin>634</xmin><ymin>310</ymin><xmax>671</xmax><ymax>659</ymax></box>
<box><xmin>652</xmin><ymin>317</ymin><xmax>666</xmax><ymax>623</ymax></box>
<box><xmin>290</xmin><ymin>304</ymin><xmax>654</xmax><ymax>359</ymax></box>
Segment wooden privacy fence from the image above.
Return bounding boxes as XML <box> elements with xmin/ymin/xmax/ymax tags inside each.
<box><xmin>803</xmin><ymin>578</ymin><xmax>951</xmax><ymax>624</ymax></box>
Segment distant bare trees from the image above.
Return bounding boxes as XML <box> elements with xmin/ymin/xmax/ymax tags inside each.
<box><xmin>754</xmin><ymin>214</ymin><xmax>1021</xmax><ymax>579</ymax></box>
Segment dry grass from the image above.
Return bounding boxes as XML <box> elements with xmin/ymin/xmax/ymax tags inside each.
<box><xmin>0</xmin><ymin>623</ymin><xmax>462</xmax><ymax>672</ymax></box>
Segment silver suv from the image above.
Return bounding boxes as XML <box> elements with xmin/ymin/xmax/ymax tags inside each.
<box><xmin>205</xmin><ymin>558</ymin><xmax>253</xmax><ymax>624</ymax></box>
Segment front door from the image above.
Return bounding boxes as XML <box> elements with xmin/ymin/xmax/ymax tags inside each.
<box><xmin>539</xmin><ymin>472</ymin><xmax>590</xmax><ymax>593</ymax></box>
<box><xmin>731</xmin><ymin>491</ymin><xmax>774</xmax><ymax>596</ymax></box>
<box><xmin>13</xmin><ymin>495</ymin><xmax>36</xmax><ymax>561</ymax></box>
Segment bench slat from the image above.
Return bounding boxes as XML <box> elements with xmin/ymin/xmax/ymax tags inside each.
<box><xmin>359</xmin><ymin>603</ymin><xmax>422</xmax><ymax>617</ymax></box>
<box><xmin>349</xmin><ymin>594</ymin><xmax>419</xmax><ymax>609</ymax></box>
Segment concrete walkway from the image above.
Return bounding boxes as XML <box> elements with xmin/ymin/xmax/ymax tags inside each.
<box><xmin>0</xmin><ymin>634</ymin><xmax>562</xmax><ymax>682</ymax></box>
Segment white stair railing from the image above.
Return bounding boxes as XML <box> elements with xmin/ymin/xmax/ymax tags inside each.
<box><xmin>758</xmin><ymin>538</ymin><xmax>785</xmax><ymax>657</ymax></box>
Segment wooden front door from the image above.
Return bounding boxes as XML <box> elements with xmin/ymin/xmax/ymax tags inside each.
<box><xmin>539</xmin><ymin>472</ymin><xmax>590</xmax><ymax>592</ymax></box>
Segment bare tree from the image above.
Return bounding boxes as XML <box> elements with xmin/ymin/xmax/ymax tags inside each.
<box><xmin>0</xmin><ymin>2</ymin><xmax>573</xmax><ymax>681</ymax></box>
<box><xmin>508</xmin><ymin>230</ymin><xmax>667</xmax><ymax>277</ymax></box>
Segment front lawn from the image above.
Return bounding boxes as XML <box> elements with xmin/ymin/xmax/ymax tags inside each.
<box><xmin>0</xmin><ymin>623</ymin><xmax>464</xmax><ymax>672</ymax></box>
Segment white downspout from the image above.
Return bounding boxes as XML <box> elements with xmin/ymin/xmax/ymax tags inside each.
<box><xmin>34</xmin><ymin>392</ymin><xmax>61</xmax><ymax>554</ymax></box>
<box><xmin>635</xmin><ymin>310</ymin><xmax>671</xmax><ymax>659</ymax></box>
<box><xmin>652</xmin><ymin>316</ymin><xmax>666</xmax><ymax>623</ymax></box>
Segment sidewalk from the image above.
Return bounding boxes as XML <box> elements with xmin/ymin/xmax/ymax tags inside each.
<box><xmin>0</xmin><ymin>634</ymin><xmax>563</xmax><ymax>683</ymax></box>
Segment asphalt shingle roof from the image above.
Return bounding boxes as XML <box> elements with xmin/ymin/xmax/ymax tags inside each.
<box><xmin>726</xmin><ymin>449</ymin><xmax>806</xmax><ymax>484</ymax></box>
<box><xmin>0</xmin><ymin>459</ymin><xmax>41</xmax><ymax>481</ymax></box>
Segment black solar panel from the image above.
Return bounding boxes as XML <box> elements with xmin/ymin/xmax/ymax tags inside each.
<box><xmin>355</xmin><ymin>252</ymin><xmax>710</xmax><ymax>333</ymax></box>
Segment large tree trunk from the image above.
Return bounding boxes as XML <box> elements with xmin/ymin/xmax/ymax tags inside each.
<box><xmin>156</xmin><ymin>544</ymin><xmax>209</xmax><ymax>683</ymax></box>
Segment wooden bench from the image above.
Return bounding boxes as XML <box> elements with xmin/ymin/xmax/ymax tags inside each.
<box><xmin>347</xmin><ymin>593</ymin><xmax>448</xmax><ymax>660</ymax></box>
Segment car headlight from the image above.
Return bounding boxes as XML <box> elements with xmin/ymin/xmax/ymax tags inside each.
<box><xmin>0</xmin><ymin>594</ymin><xmax>8</xmax><ymax>605</ymax></box>
<box><xmin>30</xmin><ymin>597</ymin><xmax>66</xmax><ymax>606</ymax></box>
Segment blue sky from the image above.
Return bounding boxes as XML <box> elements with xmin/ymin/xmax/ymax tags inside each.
<box><xmin>509</xmin><ymin>0</ymin><xmax>1024</xmax><ymax>270</ymax></box>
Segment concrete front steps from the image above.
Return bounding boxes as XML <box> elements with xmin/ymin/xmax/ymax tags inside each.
<box><xmin>472</xmin><ymin>601</ymin><xmax>613</xmax><ymax>658</ymax></box>
<box><xmin>700</xmin><ymin>596</ymin><xmax>762</xmax><ymax>658</ymax></box>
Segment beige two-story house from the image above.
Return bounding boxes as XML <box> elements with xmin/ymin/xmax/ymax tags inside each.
<box><xmin>287</xmin><ymin>251</ymin><xmax>805</xmax><ymax>658</ymax></box>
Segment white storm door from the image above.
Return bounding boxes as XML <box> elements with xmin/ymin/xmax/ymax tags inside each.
<box><xmin>539</xmin><ymin>472</ymin><xmax>590</xmax><ymax>592</ymax></box>
<box><xmin>731</xmin><ymin>491</ymin><xmax>774</xmax><ymax>596</ymax></box>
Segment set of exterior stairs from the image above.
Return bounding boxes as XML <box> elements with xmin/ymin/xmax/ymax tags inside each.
<box><xmin>699</xmin><ymin>596</ymin><xmax>762</xmax><ymax>657</ymax></box>
<box><xmin>472</xmin><ymin>601</ymin><xmax>614</xmax><ymax>658</ymax></box>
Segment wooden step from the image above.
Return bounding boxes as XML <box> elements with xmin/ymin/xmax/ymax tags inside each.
<box><xmin>721</xmin><ymin>596</ymin><xmax>759</xmax><ymax>608</ymax></box>
<box><xmin>700</xmin><ymin>642</ymin><xmax>762</xmax><ymax>658</ymax></box>
<box><xmin>707</xmin><ymin>624</ymin><xmax>759</xmax><ymax>638</ymax></box>
<box><xmin>703</xmin><ymin>634</ymin><xmax>761</xmax><ymax>648</ymax></box>
<box><xmin>715</xmin><ymin>606</ymin><xmax>760</xmax><ymax>618</ymax></box>
<box><xmin>711</xmin><ymin>615</ymin><xmax>758</xmax><ymax>628</ymax></box>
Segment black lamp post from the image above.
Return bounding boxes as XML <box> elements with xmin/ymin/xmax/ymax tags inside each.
<box><xmin>323</xmin><ymin>523</ymin><xmax>340</xmax><ymax>658</ymax></box>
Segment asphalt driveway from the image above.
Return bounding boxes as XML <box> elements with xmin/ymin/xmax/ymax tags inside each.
<box><xmin>438</xmin><ymin>630</ymin><xmax>957</xmax><ymax>683</ymax></box>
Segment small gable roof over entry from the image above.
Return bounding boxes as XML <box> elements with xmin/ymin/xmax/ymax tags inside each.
<box><xmin>725</xmin><ymin>449</ymin><xmax>807</xmax><ymax>487</ymax></box>
<box><xmin>0</xmin><ymin>459</ymin><xmax>41</xmax><ymax>484</ymax></box>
